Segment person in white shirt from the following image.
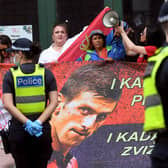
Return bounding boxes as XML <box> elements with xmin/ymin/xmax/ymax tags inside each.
<box><xmin>38</xmin><ymin>23</ymin><xmax>84</xmax><ymax>64</ymax></box>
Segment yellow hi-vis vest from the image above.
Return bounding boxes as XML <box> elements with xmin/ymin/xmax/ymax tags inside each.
<box><xmin>11</xmin><ymin>64</ymin><xmax>46</xmax><ymax>114</ymax></box>
<box><xmin>143</xmin><ymin>46</ymin><xmax>168</xmax><ymax>132</ymax></box>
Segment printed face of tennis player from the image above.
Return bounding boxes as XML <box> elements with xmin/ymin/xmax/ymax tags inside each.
<box><xmin>53</xmin><ymin>91</ymin><xmax>116</xmax><ymax>147</ymax></box>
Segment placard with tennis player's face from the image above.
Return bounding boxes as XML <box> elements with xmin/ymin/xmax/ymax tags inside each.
<box><xmin>45</xmin><ymin>61</ymin><xmax>153</xmax><ymax>168</ymax></box>
<box><xmin>0</xmin><ymin>61</ymin><xmax>154</xmax><ymax>168</ymax></box>
<box><xmin>49</xmin><ymin>62</ymin><xmax>120</xmax><ymax>147</ymax></box>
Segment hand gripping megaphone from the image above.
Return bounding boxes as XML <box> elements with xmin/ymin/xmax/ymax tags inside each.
<box><xmin>103</xmin><ymin>10</ymin><xmax>120</xmax><ymax>28</ymax></box>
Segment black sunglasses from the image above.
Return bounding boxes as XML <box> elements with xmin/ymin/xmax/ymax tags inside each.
<box><xmin>0</xmin><ymin>48</ymin><xmax>8</xmax><ymax>52</ymax></box>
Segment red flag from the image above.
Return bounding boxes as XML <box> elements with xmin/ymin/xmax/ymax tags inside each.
<box><xmin>58</xmin><ymin>7</ymin><xmax>112</xmax><ymax>62</ymax></box>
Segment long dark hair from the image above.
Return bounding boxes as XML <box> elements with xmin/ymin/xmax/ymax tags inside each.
<box><xmin>0</xmin><ymin>35</ymin><xmax>12</xmax><ymax>47</ymax></box>
<box><xmin>146</xmin><ymin>24</ymin><xmax>165</xmax><ymax>47</ymax></box>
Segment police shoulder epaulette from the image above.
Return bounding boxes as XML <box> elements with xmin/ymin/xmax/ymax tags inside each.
<box><xmin>12</xmin><ymin>65</ymin><xmax>18</xmax><ymax>70</ymax></box>
<box><xmin>39</xmin><ymin>63</ymin><xmax>44</xmax><ymax>68</ymax></box>
<box><xmin>151</xmin><ymin>47</ymin><xmax>164</xmax><ymax>57</ymax></box>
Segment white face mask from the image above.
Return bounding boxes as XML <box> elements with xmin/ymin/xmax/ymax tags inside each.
<box><xmin>12</xmin><ymin>52</ymin><xmax>21</xmax><ymax>65</ymax></box>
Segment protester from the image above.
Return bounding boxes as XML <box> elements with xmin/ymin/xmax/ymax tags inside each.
<box><xmin>84</xmin><ymin>29</ymin><xmax>114</xmax><ymax>61</ymax></box>
<box><xmin>143</xmin><ymin>1</ymin><xmax>168</xmax><ymax>167</ymax></box>
<box><xmin>0</xmin><ymin>35</ymin><xmax>15</xmax><ymax>168</ymax></box>
<box><xmin>0</xmin><ymin>35</ymin><xmax>12</xmax><ymax>63</ymax></box>
<box><xmin>47</xmin><ymin>62</ymin><xmax>122</xmax><ymax>168</ymax></box>
<box><xmin>38</xmin><ymin>22</ymin><xmax>86</xmax><ymax>64</ymax></box>
<box><xmin>115</xmin><ymin>22</ymin><xmax>164</xmax><ymax>63</ymax></box>
<box><xmin>2</xmin><ymin>38</ymin><xmax>58</xmax><ymax>168</ymax></box>
<box><xmin>83</xmin><ymin>22</ymin><xmax>129</xmax><ymax>61</ymax></box>
<box><xmin>0</xmin><ymin>94</ymin><xmax>15</xmax><ymax>168</ymax></box>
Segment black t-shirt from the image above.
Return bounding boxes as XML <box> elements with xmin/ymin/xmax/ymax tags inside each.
<box><xmin>2</xmin><ymin>63</ymin><xmax>57</xmax><ymax>105</ymax></box>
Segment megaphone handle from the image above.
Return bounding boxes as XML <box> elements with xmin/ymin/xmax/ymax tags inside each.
<box><xmin>118</xmin><ymin>20</ymin><xmax>121</xmax><ymax>26</ymax></box>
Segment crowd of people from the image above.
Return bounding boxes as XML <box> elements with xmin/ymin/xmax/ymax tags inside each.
<box><xmin>83</xmin><ymin>21</ymin><xmax>128</xmax><ymax>61</ymax></box>
<box><xmin>0</xmin><ymin>1</ymin><xmax>168</xmax><ymax>168</ymax></box>
<box><xmin>0</xmin><ymin>14</ymin><xmax>165</xmax><ymax>64</ymax></box>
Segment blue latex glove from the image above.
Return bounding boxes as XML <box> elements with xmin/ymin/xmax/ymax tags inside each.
<box><xmin>24</xmin><ymin>120</ymin><xmax>34</xmax><ymax>136</ymax></box>
<box><xmin>31</xmin><ymin>120</ymin><xmax>43</xmax><ymax>137</ymax></box>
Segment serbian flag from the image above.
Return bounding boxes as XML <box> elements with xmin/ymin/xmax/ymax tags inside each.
<box><xmin>57</xmin><ymin>7</ymin><xmax>112</xmax><ymax>62</ymax></box>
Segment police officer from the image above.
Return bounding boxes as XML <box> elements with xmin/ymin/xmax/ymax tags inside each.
<box><xmin>143</xmin><ymin>2</ymin><xmax>168</xmax><ymax>168</ymax></box>
<box><xmin>2</xmin><ymin>38</ymin><xmax>58</xmax><ymax>168</ymax></box>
